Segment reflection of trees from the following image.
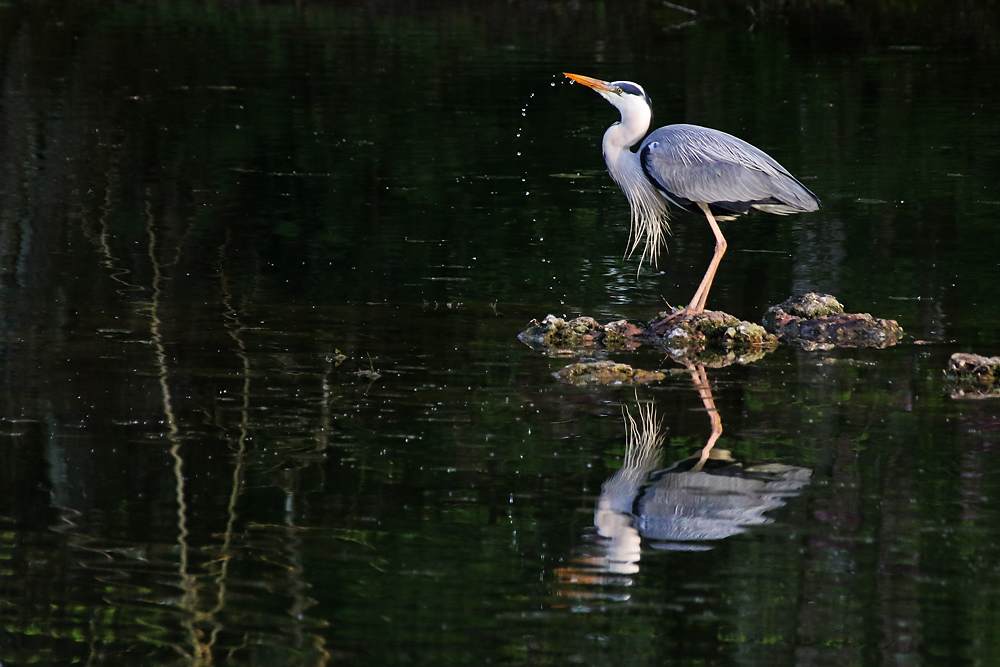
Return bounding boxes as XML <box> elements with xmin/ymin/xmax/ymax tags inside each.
<box><xmin>0</xmin><ymin>13</ymin><xmax>339</xmax><ymax>660</ymax></box>
<box><xmin>82</xmin><ymin>191</ymin><xmax>328</xmax><ymax>661</ymax></box>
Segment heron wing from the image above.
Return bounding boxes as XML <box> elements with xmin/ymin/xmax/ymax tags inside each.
<box><xmin>640</xmin><ymin>124</ymin><xmax>820</xmax><ymax>215</ymax></box>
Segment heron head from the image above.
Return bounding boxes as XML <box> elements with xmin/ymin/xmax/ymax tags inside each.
<box><xmin>564</xmin><ymin>72</ymin><xmax>652</xmax><ymax>116</ymax></box>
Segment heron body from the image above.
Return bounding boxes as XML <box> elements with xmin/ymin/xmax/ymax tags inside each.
<box><xmin>564</xmin><ymin>72</ymin><xmax>820</xmax><ymax>316</ymax></box>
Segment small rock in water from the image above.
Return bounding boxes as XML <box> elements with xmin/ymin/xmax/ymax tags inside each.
<box><xmin>646</xmin><ymin>309</ymin><xmax>777</xmax><ymax>348</ymax></box>
<box><xmin>771</xmin><ymin>293</ymin><xmax>844</xmax><ymax>318</ymax></box>
<box><xmin>518</xmin><ymin>314</ymin><xmax>640</xmax><ymax>351</ymax></box>
<box><xmin>553</xmin><ymin>360</ymin><xmax>666</xmax><ymax>386</ymax></box>
<box><xmin>762</xmin><ymin>293</ymin><xmax>903</xmax><ymax>350</ymax></box>
<box><xmin>644</xmin><ymin>308</ymin><xmax>778</xmax><ymax>365</ymax></box>
<box><xmin>944</xmin><ymin>352</ymin><xmax>1000</xmax><ymax>398</ymax></box>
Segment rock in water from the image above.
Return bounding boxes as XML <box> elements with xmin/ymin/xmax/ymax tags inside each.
<box><xmin>553</xmin><ymin>360</ymin><xmax>666</xmax><ymax>386</ymax></box>
<box><xmin>763</xmin><ymin>293</ymin><xmax>903</xmax><ymax>350</ymax></box>
<box><xmin>944</xmin><ymin>352</ymin><xmax>1000</xmax><ymax>398</ymax></box>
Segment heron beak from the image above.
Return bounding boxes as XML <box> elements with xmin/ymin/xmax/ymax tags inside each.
<box><xmin>563</xmin><ymin>72</ymin><xmax>615</xmax><ymax>93</ymax></box>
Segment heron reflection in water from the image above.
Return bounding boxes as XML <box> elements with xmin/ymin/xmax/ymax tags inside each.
<box><xmin>555</xmin><ymin>365</ymin><xmax>811</xmax><ymax>592</ymax></box>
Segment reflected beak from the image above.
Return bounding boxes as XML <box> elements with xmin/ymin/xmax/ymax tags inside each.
<box><xmin>563</xmin><ymin>72</ymin><xmax>615</xmax><ymax>92</ymax></box>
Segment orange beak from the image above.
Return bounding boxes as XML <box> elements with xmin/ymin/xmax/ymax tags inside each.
<box><xmin>563</xmin><ymin>72</ymin><xmax>615</xmax><ymax>93</ymax></box>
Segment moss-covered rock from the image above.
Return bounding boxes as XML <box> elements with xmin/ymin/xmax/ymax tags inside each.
<box><xmin>643</xmin><ymin>309</ymin><xmax>778</xmax><ymax>365</ymax></box>
<box><xmin>553</xmin><ymin>360</ymin><xmax>666</xmax><ymax>386</ymax></box>
<box><xmin>518</xmin><ymin>314</ymin><xmax>609</xmax><ymax>350</ymax></box>
<box><xmin>647</xmin><ymin>309</ymin><xmax>776</xmax><ymax>347</ymax></box>
<box><xmin>763</xmin><ymin>293</ymin><xmax>903</xmax><ymax>350</ymax></box>
<box><xmin>769</xmin><ymin>293</ymin><xmax>845</xmax><ymax>319</ymax></box>
<box><xmin>519</xmin><ymin>308</ymin><xmax>779</xmax><ymax>366</ymax></box>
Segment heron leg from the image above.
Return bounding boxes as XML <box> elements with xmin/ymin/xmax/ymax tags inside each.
<box><xmin>685</xmin><ymin>202</ymin><xmax>727</xmax><ymax>315</ymax></box>
<box><xmin>686</xmin><ymin>363</ymin><xmax>722</xmax><ymax>472</ymax></box>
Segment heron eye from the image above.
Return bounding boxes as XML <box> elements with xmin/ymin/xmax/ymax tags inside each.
<box><xmin>615</xmin><ymin>87</ymin><xmax>623</xmax><ymax>95</ymax></box>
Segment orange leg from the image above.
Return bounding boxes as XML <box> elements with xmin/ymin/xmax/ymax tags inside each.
<box><xmin>684</xmin><ymin>202</ymin><xmax>728</xmax><ymax>315</ymax></box>
<box><xmin>686</xmin><ymin>363</ymin><xmax>722</xmax><ymax>472</ymax></box>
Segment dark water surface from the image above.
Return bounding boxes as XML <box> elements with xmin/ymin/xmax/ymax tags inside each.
<box><xmin>2</xmin><ymin>1</ymin><xmax>1000</xmax><ymax>664</ymax></box>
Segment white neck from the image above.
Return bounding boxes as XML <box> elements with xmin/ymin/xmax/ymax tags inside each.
<box><xmin>597</xmin><ymin>95</ymin><xmax>668</xmax><ymax>272</ymax></box>
<box><xmin>600</xmin><ymin>94</ymin><xmax>651</xmax><ymax>184</ymax></box>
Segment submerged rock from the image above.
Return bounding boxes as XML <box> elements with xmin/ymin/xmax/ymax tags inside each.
<box><xmin>763</xmin><ymin>293</ymin><xmax>903</xmax><ymax>350</ymax></box>
<box><xmin>944</xmin><ymin>352</ymin><xmax>1000</xmax><ymax>398</ymax></box>
<box><xmin>553</xmin><ymin>360</ymin><xmax>666</xmax><ymax>386</ymax></box>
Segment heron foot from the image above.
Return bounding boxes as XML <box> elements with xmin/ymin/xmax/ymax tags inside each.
<box><xmin>647</xmin><ymin>307</ymin><xmax>703</xmax><ymax>336</ymax></box>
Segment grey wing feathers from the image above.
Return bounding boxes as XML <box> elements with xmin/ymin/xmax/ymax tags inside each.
<box><xmin>640</xmin><ymin>124</ymin><xmax>820</xmax><ymax>213</ymax></box>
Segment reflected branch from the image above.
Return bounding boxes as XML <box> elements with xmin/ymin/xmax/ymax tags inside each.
<box><xmin>215</xmin><ymin>231</ymin><xmax>330</xmax><ymax>664</ymax></box>
<box><xmin>145</xmin><ymin>193</ymin><xmax>213</xmax><ymax>663</ymax></box>
<box><xmin>146</xmin><ymin>193</ymin><xmax>207</xmax><ymax>662</ymax></box>
<box><xmin>84</xmin><ymin>159</ymin><xmax>146</xmax><ymax>295</ymax></box>
<box><xmin>203</xmin><ymin>230</ymin><xmax>250</xmax><ymax>654</ymax></box>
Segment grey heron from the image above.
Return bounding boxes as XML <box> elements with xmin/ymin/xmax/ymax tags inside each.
<box><xmin>564</xmin><ymin>72</ymin><xmax>820</xmax><ymax>317</ymax></box>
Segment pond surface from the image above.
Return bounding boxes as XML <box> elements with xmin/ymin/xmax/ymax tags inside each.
<box><xmin>2</xmin><ymin>1</ymin><xmax>1000</xmax><ymax>664</ymax></box>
